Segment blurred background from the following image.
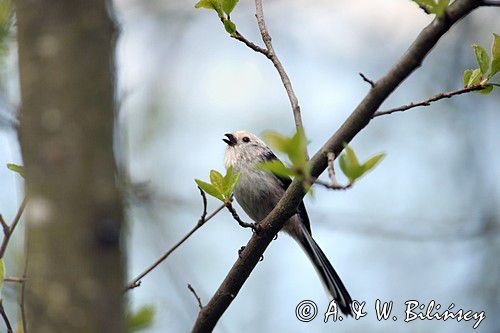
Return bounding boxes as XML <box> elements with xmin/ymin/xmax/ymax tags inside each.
<box><xmin>1</xmin><ymin>0</ymin><xmax>499</xmax><ymax>332</ymax></box>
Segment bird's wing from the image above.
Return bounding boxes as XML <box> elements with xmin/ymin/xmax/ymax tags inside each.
<box><xmin>262</xmin><ymin>150</ymin><xmax>312</xmax><ymax>234</ymax></box>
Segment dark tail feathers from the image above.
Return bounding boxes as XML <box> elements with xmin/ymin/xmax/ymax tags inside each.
<box><xmin>298</xmin><ymin>228</ymin><xmax>353</xmax><ymax>316</ymax></box>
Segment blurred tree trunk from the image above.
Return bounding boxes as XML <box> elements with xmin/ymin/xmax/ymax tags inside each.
<box><xmin>15</xmin><ymin>1</ymin><xmax>125</xmax><ymax>332</ymax></box>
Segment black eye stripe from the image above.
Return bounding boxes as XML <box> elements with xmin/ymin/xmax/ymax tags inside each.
<box><xmin>242</xmin><ymin>136</ymin><xmax>250</xmax><ymax>142</ymax></box>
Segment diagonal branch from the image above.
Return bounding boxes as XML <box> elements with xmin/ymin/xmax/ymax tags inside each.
<box><xmin>231</xmin><ymin>0</ymin><xmax>305</xmax><ymax>136</ymax></box>
<box><xmin>0</xmin><ymin>195</ymin><xmax>28</xmax><ymax>259</ymax></box>
<box><xmin>254</xmin><ymin>0</ymin><xmax>303</xmax><ymax>132</ymax></box>
<box><xmin>373</xmin><ymin>84</ymin><xmax>488</xmax><ymax>117</ymax></box>
<box><xmin>192</xmin><ymin>1</ymin><xmax>482</xmax><ymax>331</ymax></box>
<box><xmin>125</xmin><ymin>189</ymin><xmax>226</xmax><ymax>291</ymax></box>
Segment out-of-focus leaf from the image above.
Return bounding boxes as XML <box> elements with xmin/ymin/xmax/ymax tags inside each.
<box><xmin>222</xmin><ymin>0</ymin><xmax>239</xmax><ymax>15</ymax></box>
<box><xmin>227</xmin><ymin>172</ymin><xmax>240</xmax><ymax>195</ymax></box>
<box><xmin>223</xmin><ymin>166</ymin><xmax>240</xmax><ymax>196</ymax></box>
<box><xmin>433</xmin><ymin>0</ymin><xmax>449</xmax><ymax>16</ymax></box>
<box><xmin>223</xmin><ymin>19</ymin><xmax>236</xmax><ymax>34</ymax></box>
<box><xmin>195</xmin><ymin>0</ymin><xmax>224</xmax><ymax>17</ymax></box>
<box><xmin>126</xmin><ymin>305</ymin><xmax>155</xmax><ymax>332</ymax></box>
<box><xmin>467</xmin><ymin>68</ymin><xmax>482</xmax><ymax>87</ymax></box>
<box><xmin>475</xmin><ymin>84</ymin><xmax>494</xmax><ymax>95</ymax></box>
<box><xmin>412</xmin><ymin>0</ymin><xmax>437</xmax><ymax>13</ymax></box>
<box><xmin>258</xmin><ymin>160</ymin><xmax>297</xmax><ymax>178</ymax></box>
<box><xmin>361</xmin><ymin>153</ymin><xmax>386</xmax><ymax>173</ymax></box>
<box><xmin>287</xmin><ymin>129</ymin><xmax>308</xmax><ymax>169</ymax></box>
<box><xmin>195</xmin><ymin>179</ymin><xmax>224</xmax><ymax>201</ymax></box>
<box><xmin>7</xmin><ymin>163</ymin><xmax>25</xmax><ymax>178</ymax></box>
<box><xmin>0</xmin><ymin>259</ymin><xmax>4</xmax><ymax>294</ymax></box>
<box><xmin>491</xmin><ymin>59</ymin><xmax>500</xmax><ymax>78</ymax></box>
<box><xmin>209</xmin><ymin>170</ymin><xmax>225</xmax><ymax>193</ymax></box>
<box><xmin>262</xmin><ymin>131</ymin><xmax>290</xmax><ymax>153</ymax></box>
<box><xmin>462</xmin><ymin>69</ymin><xmax>473</xmax><ymax>87</ymax></box>
<box><xmin>491</xmin><ymin>33</ymin><xmax>500</xmax><ymax>77</ymax></box>
<box><xmin>472</xmin><ymin>45</ymin><xmax>490</xmax><ymax>75</ymax></box>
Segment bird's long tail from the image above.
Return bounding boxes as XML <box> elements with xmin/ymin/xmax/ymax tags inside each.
<box><xmin>297</xmin><ymin>224</ymin><xmax>353</xmax><ymax>316</ymax></box>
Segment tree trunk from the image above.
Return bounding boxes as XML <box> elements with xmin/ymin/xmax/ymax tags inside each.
<box><xmin>15</xmin><ymin>1</ymin><xmax>125</xmax><ymax>332</ymax></box>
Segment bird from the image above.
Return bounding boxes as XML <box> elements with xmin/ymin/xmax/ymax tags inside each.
<box><xmin>223</xmin><ymin>130</ymin><xmax>353</xmax><ymax>316</ymax></box>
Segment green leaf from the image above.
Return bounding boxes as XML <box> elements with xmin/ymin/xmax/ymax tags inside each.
<box><xmin>492</xmin><ymin>33</ymin><xmax>500</xmax><ymax>60</ymax></box>
<box><xmin>223</xmin><ymin>166</ymin><xmax>240</xmax><ymax>196</ymax></box>
<box><xmin>0</xmin><ymin>259</ymin><xmax>4</xmax><ymax>293</ymax></box>
<box><xmin>222</xmin><ymin>0</ymin><xmax>239</xmax><ymax>15</ymax></box>
<box><xmin>195</xmin><ymin>179</ymin><xmax>224</xmax><ymax>201</ymax></box>
<box><xmin>6</xmin><ymin>163</ymin><xmax>25</xmax><ymax>178</ymax></box>
<box><xmin>467</xmin><ymin>68</ymin><xmax>482</xmax><ymax>87</ymax></box>
<box><xmin>209</xmin><ymin>170</ymin><xmax>225</xmax><ymax>193</ymax></box>
<box><xmin>361</xmin><ymin>153</ymin><xmax>386</xmax><ymax>174</ymax></box>
<box><xmin>195</xmin><ymin>0</ymin><xmax>224</xmax><ymax>17</ymax></box>
<box><xmin>339</xmin><ymin>146</ymin><xmax>385</xmax><ymax>183</ymax></box>
<box><xmin>338</xmin><ymin>154</ymin><xmax>362</xmax><ymax>183</ymax></box>
<box><xmin>412</xmin><ymin>0</ymin><xmax>437</xmax><ymax>14</ymax></box>
<box><xmin>343</xmin><ymin>144</ymin><xmax>360</xmax><ymax>168</ymax></box>
<box><xmin>287</xmin><ymin>129</ymin><xmax>308</xmax><ymax>170</ymax></box>
<box><xmin>223</xmin><ymin>19</ymin><xmax>236</xmax><ymax>34</ymax></box>
<box><xmin>472</xmin><ymin>45</ymin><xmax>490</xmax><ymax>75</ymax></box>
<box><xmin>126</xmin><ymin>305</ymin><xmax>155</xmax><ymax>332</ymax></box>
<box><xmin>262</xmin><ymin>131</ymin><xmax>290</xmax><ymax>153</ymax></box>
<box><xmin>433</xmin><ymin>0</ymin><xmax>449</xmax><ymax>16</ymax></box>
<box><xmin>491</xmin><ymin>59</ymin><xmax>500</xmax><ymax>78</ymax></box>
<box><xmin>462</xmin><ymin>70</ymin><xmax>473</xmax><ymax>87</ymax></box>
<box><xmin>475</xmin><ymin>84</ymin><xmax>494</xmax><ymax>95</ymax></box>
<box><xmin>258</xmin><ymin>160</ymin><xmax>297</xmax><ymax>178</ymax></box>
<box><xmin>227</xmin><ymin>172</ymin><xmax>240</xmax><ymax>195</ymax></box>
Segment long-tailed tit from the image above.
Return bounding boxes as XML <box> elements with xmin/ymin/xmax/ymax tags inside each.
<box><xmin>223</xmin><ymin>131</ymin><xmax>353</xmax><ymax>316</ymax></box>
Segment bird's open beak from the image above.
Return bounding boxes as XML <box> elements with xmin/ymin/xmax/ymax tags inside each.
<box><xmin>223</xmin><ymin>133</ymin><xmax>237</xmax><ymax>146</ymax></box>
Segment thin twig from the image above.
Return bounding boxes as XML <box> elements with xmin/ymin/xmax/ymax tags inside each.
<box><xmin>359</xmin><ymin>72</ymin><xmax>375</xmax><ymax>88</ymax></box>
<box><xmin>225</xmin><ymin>203</ymin><xmax>260</xmax><ymax>232</ymax></box>
<box><xmin>254</xmin><ymin>0</ymin><xmax>304</xmax><ymax>132</ymax></box>
<box><xmin>232</xmin><ymin>31</ymin><xmax>270</xmax><ymax>58</ymax></box>
<box><xmin>0</xmin><ymin>196</ymin><xmax>28</xmax><ymax>259</ymax></box>
<box><xmin>313</xmin><ymin>152</ymin><xmax>352</xmax><ymax>190</ymax></box>
<box><xmin>0</xmin><ymin>215</ymin><xmax>9</xmax><ymax>235</ymax></box>
<box><xmin>0</xmin><ymin>300</ymin><xmax>13</xmax><ymax>333</ymax></box>
<box><xmin>3</xmin><ymin>277</ymin><xmax>26</xmax><ymax>283</ymax></box>
<box><xmin>20</xmin><ymin>250</ymin><xmax>29</xmax><ymax>333</ymax></box>
<box><xmin>373</xmin><ymin>84</ymin><xmax>487</xmax><ymax>118</ymax></box>
<box><xmin>187</xmin><ymin>284</ymin><xmax>204</xmax><ymax>310</ymax></box>
<box><xmin>125</xmin><ymin>191</ymin><xmax>225</xmax><ymax>291</ymax></box>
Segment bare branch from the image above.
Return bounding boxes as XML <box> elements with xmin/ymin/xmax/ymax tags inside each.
<box><xmin>192</xmin><ymin>1</ymin><xmax>482</xmax><ymax>331</ymax></box>
<box><xmin>3</xmin><ymin>277</ymin><xmax>26</xmax><ymax>283</ymax></box>
<box><xmin>125</xmin><ymin>191</ymin><xmax>226</xmax><ymax>291</ymax></box>
<box><xmin>20</xmin><ymin>251</ymin><xmax>29</xmax><ymax>333</ymax></box>
<box><xmin>359</xmin><ymin>72</ymin><xmax>375</xmax><ymax>88</ymax></box>
<box><xmin>254</xmin><ymin>0</ymin><xmax>304</xmax><ymax>132</ymax></box>
<box><xmin>373</xmin><ymin>84</ymin><xmax>488</xmax><ymax>117</ymax></box>
<box><xmin>232</xmin><ymin>31</ymin><xmax>270</xmax><ymax>58</ymax></box>
<box><xmin>0</xmin><ymin>300</ymin><xmax>12</xmax><ymax>333</ymax></box>
<box><xmin>313</xmin><ymin>152</ymin><xmax>352</xmax><ymax>190</ymax></box>
<box><xmin>187</xmin><ymin>284</ymin><xmax>204</xmax><ymax>310</ymax></box>
<box><xmin>0</xmin><ymin>196</ymin><xmax>28</xmax><ymax>259</ymax></box>
<box><xmin>226</xmin><ymin>203</ymin><xmax>260</xmax><ymax>232</ymax></box>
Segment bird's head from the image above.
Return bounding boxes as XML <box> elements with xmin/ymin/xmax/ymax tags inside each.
<box><xmin>223</xmin><ymin>131</ymin><xmax>273</xmax><ymax>171</ymax></box>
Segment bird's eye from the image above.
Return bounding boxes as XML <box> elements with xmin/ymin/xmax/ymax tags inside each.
<box><xmin>242</xmin><ymin>137</ymin><xmax>250</xmax><ymax>143</ymax></box>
